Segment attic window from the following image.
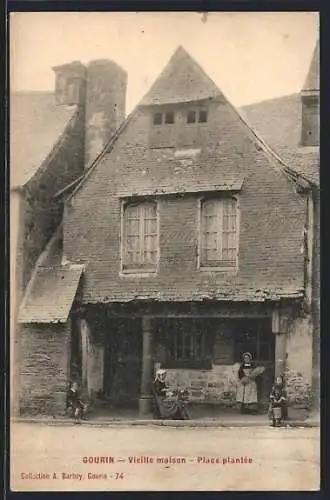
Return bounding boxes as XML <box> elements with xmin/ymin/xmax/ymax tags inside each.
<box><xmin>165</xmin><ymin>111</ymin><xmax>175</xmax><ymax>124</ymax></box>
<box><xmin>187</xmin><ymin>109</ymin><xmax>208</xmax><ymax>124</ymax></box>
<box><xmin>199</xmin><ymin>110</ymin><xmax>208</xmax><ymax>123</ymax></box>
<box><xmin>153</xmin><ymin>113</ymin><xmax>163</xmax><ymax>125</ymax></box>
<box><xmin>187</xmin><ymin>110</ymin><xmax>196</xmax><ymax>124</ymax></box>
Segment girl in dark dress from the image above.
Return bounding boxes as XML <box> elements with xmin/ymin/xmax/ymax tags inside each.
<box><xmin>269</xmin><ymin>375</ymin><xmax>288</xmax><ymax>425</ymax></box>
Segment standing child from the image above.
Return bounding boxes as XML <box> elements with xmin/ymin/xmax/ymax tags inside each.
<box><xmin>269</xmin><ymin>376</ymin><xmax>288</xmax><ymax>426</ymax></box>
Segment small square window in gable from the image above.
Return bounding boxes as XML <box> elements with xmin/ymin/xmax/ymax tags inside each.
<box><xmin>153</xmin><ymin>112</ymin><xmax>163</xmax><ymax>125</ymax></box>
<box><xmin>187</xmin><ymin>110</ymin><xmax>196</xmax><ymax>124</ymax></box>
<box><xmin>198</xmin><ymin>109</ymin><xmax>208</xmax><ymax>123</ymax></box>
<box><xmin>165</xmin><ymin>111</ymin><xmax>175</xmax><ymax>124</ymax></box>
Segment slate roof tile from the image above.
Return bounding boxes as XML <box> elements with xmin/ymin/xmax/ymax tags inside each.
<box><xmin>10</xmin><ymin>91</ymin><xmax>77</xmax><ymax>187</ymax></box>
<box><xmin>18</xmin><ymin>265</ymin><xmax>83</xmax><ymax>323</ymax></box>
<box><xmin>242</xmin><ymin>93</ymin><xmax>319</xmax><ymax>186</ymax></box>
<box><xmin>140</xmin><ymin>46</ymin><xmax>222</xmax><ymax>106</ymax></box>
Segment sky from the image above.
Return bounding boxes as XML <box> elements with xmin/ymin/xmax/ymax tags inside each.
<box><xmin>10</xmin><ymin>12</ymin><xmax>319</xmax><ymax>113</ymax></box>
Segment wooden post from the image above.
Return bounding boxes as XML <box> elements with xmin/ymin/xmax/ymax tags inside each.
<box><xmin>272</xmin><ymin>305</ymin><xmax>288</xmax><ymax>378</ymax></box>
<box><xmin>139</xmin><ymin>316</ymin><xmax>154</xmax><ymax>416</ymax></box>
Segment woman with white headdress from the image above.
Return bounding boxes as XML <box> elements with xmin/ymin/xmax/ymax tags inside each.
<box><xmin>236</xmin><ymin>352</ymin><xmax>265</xmax><ymax>414</ymax></box>
<box><xmin>153</xmin><ymin>368</ymin><xmax>189</xmax><ymax>420</ymax></box>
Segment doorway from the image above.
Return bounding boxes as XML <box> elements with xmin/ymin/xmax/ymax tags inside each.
<box><xmin>103</xmin><ymin>317</ymin><xmax>142</xmax><ymax>408</ymax></box>
<box><xmin>233</xmin><ymin>318</ymin><xmax>275</xmax><ymax>410</ymax></box>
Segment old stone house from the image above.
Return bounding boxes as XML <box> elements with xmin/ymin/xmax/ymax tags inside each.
<box><xmin>16</xmin><ymin>44</ymin><xmax>319</xmax><ymax>417</ymax></box>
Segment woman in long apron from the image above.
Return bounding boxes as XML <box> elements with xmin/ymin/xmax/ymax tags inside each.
<box><xmin>236</xmin><ymin>352</ymin><xmax>264</xmax><ymax>414</ymax></box>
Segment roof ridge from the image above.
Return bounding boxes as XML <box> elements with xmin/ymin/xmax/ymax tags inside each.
<box><xmin>139</xmin><ymin>45</ymin><xmax>222</xmax><ymax>106</ymax></box>
<box><xmin>228</xmin><ymin>99</ymin><xmax>314</xmax><ymax>189</ymax></box>
<box><xmin>241</xmin><ymin>93</ymin><xmax>300</xmax><ymax>109</ymax></box>
<box><xmin>302</xmin><ymin>40</ymin><xmax>319</xmax><ymax>92</ymax></box>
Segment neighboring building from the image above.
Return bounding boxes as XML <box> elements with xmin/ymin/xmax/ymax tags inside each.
<box><xmin>17</xmin><ymin>45</ymin><xmax>319</xmax><ymax>417</ymax></box>
<box><xmin>243</xmin><ymin>41</ymin><xmax>320</xmax><ymax>411</ymax></box>
<box><xmin>11</xmin><ymin>60</ymin><xmax>127</xmax><ymax>414</ymax></box>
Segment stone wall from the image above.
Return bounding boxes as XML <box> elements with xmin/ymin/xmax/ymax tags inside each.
<box><xmin>155</xmin><ymin>361</ymin><xmax>240</xmax><ymax>406</ymax></box>
<box><xmin>285</xmin><ymin>313</ymin><xmax>313</xmax><ymax>408</ymax></box>
<box><xmin>312</xmin><ymin>190</ymin><xmax>320</xmax><ymax>409</ymax></box>
<box><xmin>19</xmin><ymin>322</ymin><xmax>71</xmax><ymax>415</ymax></box>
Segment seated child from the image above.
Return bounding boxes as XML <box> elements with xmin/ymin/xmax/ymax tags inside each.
<box><xmin>67</xmin><ymin>381</ymin><xmax>88</xmax><ymax>424</ymax></box>
<box><xmin>269</xmin><ymin>375</ymin><xmax>288</xmax><ymax>425</ymax></box>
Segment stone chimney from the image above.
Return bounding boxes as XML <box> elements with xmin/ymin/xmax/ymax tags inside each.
<box><xmin>300</xmin><ymin>42</ymin><xmax>320</xmax><ymax>147</ymax></box>
<box><xmin>52</xmin><ymin>61</ymin><xmax>87</xmax><ymax>106</ymax></box>
<box><xmin>52</xmin><ymin>58</ymin><xmax>127</xmax><ymax>168</ymax></box>
<box><xmin>85</xmin><ymin>60</ymin><xmax>127</xmax><ymax>168</ymax></box>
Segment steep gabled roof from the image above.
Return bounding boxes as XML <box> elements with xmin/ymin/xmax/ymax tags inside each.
<box><xmin>67</xmin><ymin>46</ymin><xmax>315</xmax><ymax>204</ymax></box>
<box><xmin>242</xmin><ymin>40</ymin><xmax>320</xmax><ymax>188</ymax></box>
<box><xmin>242</xmin><ymin>94</ymin><xmax>319</xmax><ymax>187</ymax></box>
<box><xmin>139</xmin><ymin>46</ymin><xmax>222</xmax><ymax>106</ymax></box>
<box><xmin>302</xmin><ymin>41</ymin><xmax>320</xmax><ymax>93</ymax></box>
<box><xmin>10</xmin><ymin>91</ymin><xmax>77</xmax><ymax>188</ymax></box>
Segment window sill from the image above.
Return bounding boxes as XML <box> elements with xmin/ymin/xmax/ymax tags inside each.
<box><xmin>120</xmin><ymin>269</ymin><xmax>158</xmax><ymax>277</ymax></box>
<box><xmin>198</xmin><ymin>265</ymin><xmax>237</xmax><ymax>273</ymax></box>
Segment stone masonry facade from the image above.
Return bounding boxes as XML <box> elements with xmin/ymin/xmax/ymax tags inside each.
<box><xmin>19</xmin><ymin>322</ymin><xmax>71</xmax><ymax>415</ymax></box>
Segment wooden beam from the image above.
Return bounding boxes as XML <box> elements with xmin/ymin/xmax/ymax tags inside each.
<box><xmin>101</xmin><ymin>312</ymin><xmax>272</xmax><ymax>319</ymax></box>
<box><xmin>272</xmin><ymin>305</ymin><xmax>288</xmax><ymax>377</ymax></box>
<box><xmin>139</xmin><ymin>317</ymin><xmax>154</xmax><ymax>415</ymax></box>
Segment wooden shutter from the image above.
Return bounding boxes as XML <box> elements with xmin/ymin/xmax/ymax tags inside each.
<box><xmin>201</xmin><ymin>197</ymin><xmax>237</xmax><ymax>267</ymax></box>
<box><xmin>123</xmin><ymin>201</ymin><xmax>157</xmax><ymax>270</ymax></box>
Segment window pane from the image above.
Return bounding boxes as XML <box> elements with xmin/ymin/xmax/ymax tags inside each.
<box><xmin>222</xmin><ymin>198</ymin><xmax>237</xmax><ymax>264</ymax></box>
<box><xmin>199</xmin><ymin>110</ymin><xmax>208</xmax><ymax>123</ymax></box>
<box><xmin>201</xmin><ymin>199</ymin><xmax>221</xmax><ymax>263</ymax></box>
<box><xmin>165</xmin><ymin>111</ymin><xmax>175</xmax><ymax>124</ymax></box>
<box><xmin>187</xmin><ymin>110</ymin><xmax>196</xmax><ymax>124</ymax></box>
<box><xmin>153</xmin><ymin>113</ymin><xmax>162</xmax><ymax>125</ymax></box>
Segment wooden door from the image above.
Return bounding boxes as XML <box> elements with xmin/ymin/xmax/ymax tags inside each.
<box><xmin>104</xmin><ymin>317</ymin><xmax>142</xmax><ymax>407</ymax></box>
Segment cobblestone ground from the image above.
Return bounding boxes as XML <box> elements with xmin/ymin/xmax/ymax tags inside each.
<box><xmin>10</xmin><ymin>423</ymin><xmax>319</xmax><ymax>491</ymax></box>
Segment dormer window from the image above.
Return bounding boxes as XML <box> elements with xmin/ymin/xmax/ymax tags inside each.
<box><xmin>187</xmin><ymin>108</ymin><xmax>208</xmax><ymax>124</ymax></box>
<box><xmin>187</xmin><ymin>110</ymin><xmax>196</xmax><ymax>124</ymax></box>
<box><xmin>165</xmin><ymin>111</ymin><xmax>175</xmax><ymax>124</ymax></box>
<box><xmin>153</xmin><ymin>111</ymin><xmax>175</xmax><ymax>126</ymax></box>
<box><xmin>199</xmin><ymin>109</ymin><xmax>208</xmax><ymax>123</ymax></box>
<box><xmin>153</xmin><ymin>113</ymin><xmax>163</xmax><ymax>125</ymax></box>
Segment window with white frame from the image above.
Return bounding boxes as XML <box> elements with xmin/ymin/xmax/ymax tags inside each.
<box><xmin>200</xmin><ymin>196</ymin><xmax>238</xmax><ymax>268</ymax></box>
<box><xmin>122</xmin><ymin>201</ymin><xmax>158</xmax><ymax>272</ymax></box>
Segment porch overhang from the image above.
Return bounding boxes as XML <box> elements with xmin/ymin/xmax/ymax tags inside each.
<box><xmin>117</xmin><ymin>178</ymin><xmax>244</xmax><ymax>198</ymax></box>
<box><xmin>18</xmin><ymin>264</ymin><xmax>84</xmax><ymax>324</ymax></box>
<box><xmin>82</xmin><ymin>288</ymin><xmax>304</xmax><ymax>305</ymax></box>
